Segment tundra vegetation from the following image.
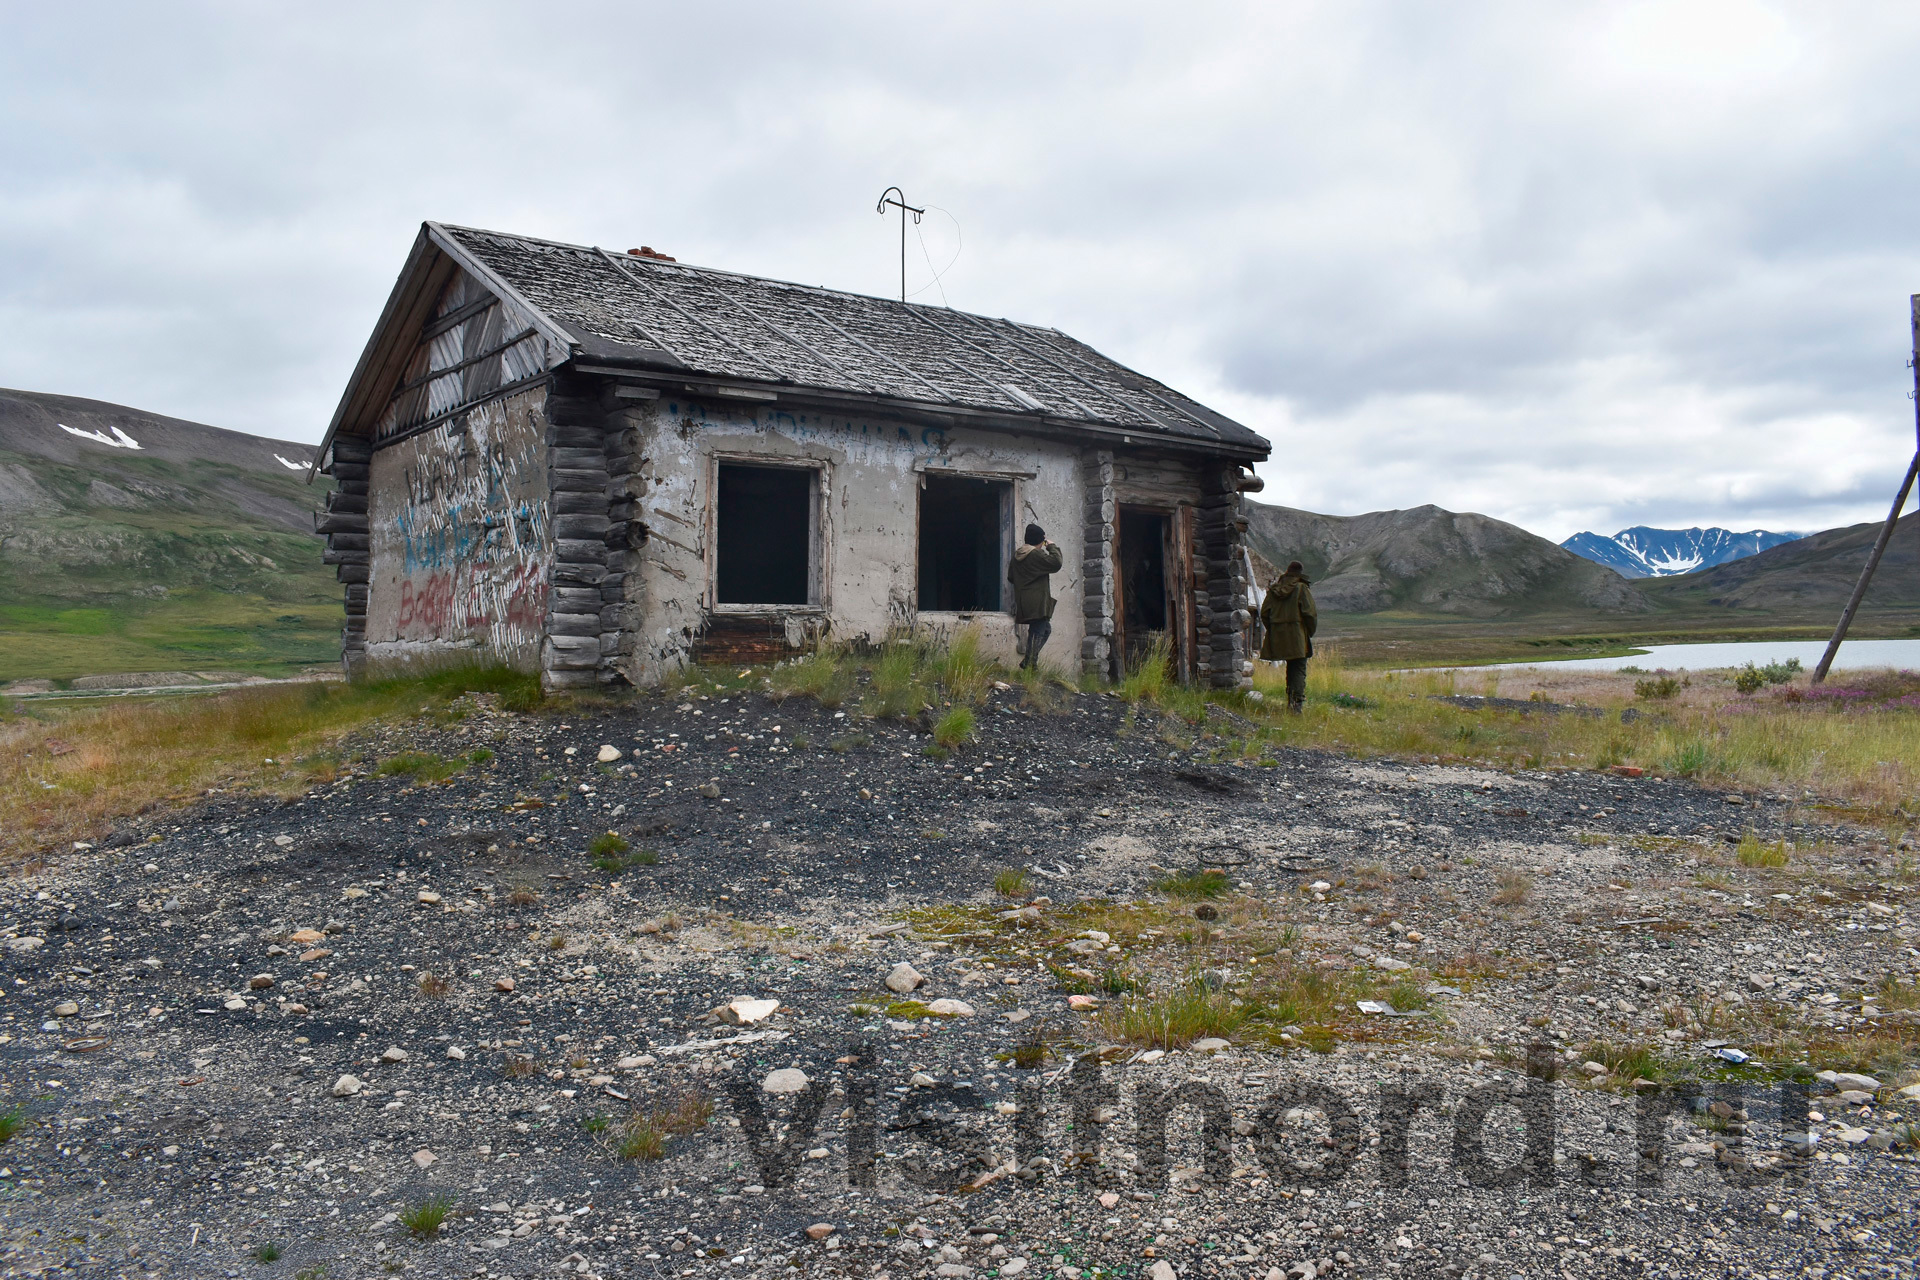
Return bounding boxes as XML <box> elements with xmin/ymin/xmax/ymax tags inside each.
<box><xmin>7</xmin><ymin>634</ymin><xmax>1920</xmax><ymax>863</ymax></box>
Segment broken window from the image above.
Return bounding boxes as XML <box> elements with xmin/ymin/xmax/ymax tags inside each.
<box><xmin>917</xmin><ymin>474</ymin><xmax>1011</xmax><ymax>612</ymax></box>
<box><xmin>716</xmin><ymin>463</ymin><xmax>814</xmax><ymax>606</ymax></box>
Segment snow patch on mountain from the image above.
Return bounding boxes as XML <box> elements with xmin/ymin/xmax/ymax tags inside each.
<box><xmin>1561</xmin><ymin>526</ymin><xmax>1803</xmax><ymax>578</ymax></box>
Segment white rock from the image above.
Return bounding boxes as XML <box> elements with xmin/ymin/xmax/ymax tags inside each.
<box><xmin>886</xmin><ymin>962</ymin><xmax>926</xmax><ymax>994</ymax></box>
<box><xmin>1150</xmin><ymin>1262</ymin><xmax>1178</xmax><ymax>1280</ymax></box>
<box><xmin>6</xmin><ymin>936</ymin><xmax>44</xmax><ymax>954</ymax></box>
<box><xmin>910</xmin><ymin>1072</ymin><xmax>939</xmax><ymax>1087</ymax></box>
<box><xmin>1374</xmin><ymin>957</ymin><xmax>1412</xmax><ymax>973</ymax></box>
<box><xmin>222</xmin><ymin>998</ymin><xmax>248</xmax><ymax>1011</ymax></box>
<box><xmin>1000</xmin><ymin>1260</ymin><xmax>1028</xmax><ymax>1277</ymax></box>
<box><xmin>331</xmin><ymin>1073</ymin><xmax>364</xmax><ymax>1097</ymax></box>
<box><xmin>1191</xmin><ymin>1037</ymin><xmax>1231</xmax><ymax>1054</ymax></box>
<box><xmin>273</xmin><ymin>834</ymin><xmax>294</xmax><ymax>848</ymax></box>
<box><xmin>412</xmin><ymin>1148</ymin><xmax>436</xmax><ymax>1168</ymax></box>
<box><xmin>53</xmin><ymin>1001</ymin><xmax>79</xmax><ymax>1017</ymax></box>
<box><xmin>416</xmin><ymin>891</ymin><xmax>441</xmax><ymax>905</ymax></box>
<box><xmin>1826</xmin><ymin>1072</ymin><xmax>1882</xmax><ymax>1092</ymax></box>
<box><xmin>762</xmin><ymin>1068</ymin><xmax>809</xmax><ymax>1094</ymax></box>
<box><xmin>381</xmin><ymin>1046</ymin><xmax>409</xmax><ymax>1063</ymax></box>
<box><xmin>446</xmin><ymin>1046</ymin><xmax>467</xmax><ymax>1061</ymax></box>
<box><xmin>598</xmin><ymin>745</ymin><xmax>623</xmax><ymax>763</ymax></box>
<box><xmin>925</xmin><ymin>999</ymin><xmax>975</xmax><ymax>1017</ymax></box>
<box><xmin>617</xmin><ymin>1055</ymin><xmax>656</xmax><ymax>1069</ymax></box>
<box><xmin>721</xmin><ymin>998</ymin><xmax>780</xmax><ymax>1026</ymax></box>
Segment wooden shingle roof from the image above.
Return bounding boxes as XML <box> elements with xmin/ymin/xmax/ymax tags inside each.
<box><xmin>321</xmin><ymin>222</ymin><xmax>1268</xmax><ymax>464</ymax></box>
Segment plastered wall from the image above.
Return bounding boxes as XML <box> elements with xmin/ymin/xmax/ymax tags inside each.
<box><xmin>615</xmin><ymin>397</ymin><xmax>1089</xmax><ymax>684</ymax></box>
<box><xmin>364</xmin><ymin>387</ymin><xmax>552</xmax><ymax>670</ymax></box>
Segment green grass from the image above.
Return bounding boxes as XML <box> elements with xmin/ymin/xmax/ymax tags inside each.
<box><xmin>614</xmin><ymin>1091</ymin><xmax>713</xmax><ymax>1161</ymax></box>
<box><xmin>1736</xmin><ymin>830</ymin><xmax>1790</xmax><ymax>868</ymax></box>
<box><xmin>0</xmin><ymin>1104</ymin><xmax>24</xmax><ymax>1144</ymax></box>
<box><xmin>932</xmin><ymin>706</ymin><xmax>975</xmax><ymax>749</ymax></box>
<box><xmin>251</xmin><ymin>1241</ymin><xmax>283</xmax><ymax>1263</ymax></box>
<box><xmin>864</xmin><ymin>642</ymin><xmax>929</xmax><ymax>719</ymax></box>
<box><xmin>374</xmin><ymin>751</ymin><xmax>465</xmax><ymax>784</ymax></box>
<box><xmin>582</xmin><ymin>1112</ymin><xmax>611</xmax><ymax>1134</ymax></box>
<box><xmin>589</xmin><ymin>831</ymin><xmax>631</xmax><ymax>857</ymax></box>
<box><xmin>769</xmin><ymin>646</ymin><xmax>854</xmax><ymax>708</ymax></box>
<box><xmin>994</xmin><ymin>867</ymin><xmax>1032</xmax><ymax>899</ymax></box>
<box><xmin>1099</xmin><ymin>974</ymin><xmax>1246</xmax><ymax>1050</ymax></box>
<box><xmin>1155</xmin><ymin>868</ymin><xmax>1230</xmax><ymax>900</ymax></box>
<box><xmin>0</xmin><ymin>588</ymin><xmax>341</xmax><ymax>684</ymax></box>
<box><xmin>400</xmin><ymin>1193</ymin><xmax>455</xmax><ymax>1238</ymax></box>
<box><xmin>933</xmin><ymin>626</ymin><xmax>994</xmax><ymax>704</ymax></box>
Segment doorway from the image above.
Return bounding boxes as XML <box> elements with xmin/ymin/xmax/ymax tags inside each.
<box><xmin>1117</xmin><ymin>508</ymin><xmax>1172</xmax><ymax>676</ymax></box>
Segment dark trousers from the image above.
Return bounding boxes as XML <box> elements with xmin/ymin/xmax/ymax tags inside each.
<box><xmin>1285</xmin><ymin>657</ymin><xmax>1308</xmax><ymax>708</ymax></box>
<box><xmin>1021</xmin><ymin>619</ymin><xmax>1052</xmax><ymax>669</ymax></box>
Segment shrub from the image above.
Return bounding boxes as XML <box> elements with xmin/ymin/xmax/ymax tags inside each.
<box><xmin>994</xmin><ymin>867</ymin><xmax>1032</xmax><ymax>899</ymax></box>
<box><xmin>932</xmin><ymin>706</ymin><xmax>976</xmax><ymax>749</ymax></box>
<box><xmin>1156</xmin><ymin>868</ymin><xmax>1230</xmax><ymax>900</ymax></box>
<box><xmin>400</xmin><ymin>1193</ymin><xmax>455</xmax><ymax>1238</ymax></box>
<box><xmin>502</xmin><ymin>1054</ymin><xmax>540</xmax><ymax>1079</ymax></box>
<box><xmin>1666</xmin><ymin>739</ymin><xmax>1709</xmax><ymax>776</ymax></box>
<box><xmin>1635</xmin><ymin>675</ymin><xmax>1681</xmax><ymax>700</ymax></box>
<box><xmin>416</xmin><ymin>971</ymin><xmax>453</xmax><ymax>998</ymax></box>
<box><xmin>1733</xmin><ymin>665</ymin><xmax>1766</xmax><ymax>695</ymax></box>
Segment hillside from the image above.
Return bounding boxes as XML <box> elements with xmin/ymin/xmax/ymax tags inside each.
<box><xmin>1561</xmin><ymin>526</ymin><xmax>1803</xmax><ymax>578</ymax></box>
<box><xmin>0</xmin><ymin>388</ymin><xmax>337</xmax><ymax>683</ymax></box>
<box><xmin>1243</xmin><ymin>500</ymin><xmax>1650</xmax><ymax>618</ymax></box>
<box><xmin>1637</xmin><ymin>511</ymin><xmax>1919</xmax><ymax>615</ymax></box>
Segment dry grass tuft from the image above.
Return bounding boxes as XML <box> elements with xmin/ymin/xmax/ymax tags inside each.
<box><xmin>0</xmin><ymin>664</ymin><xmax>540</xmax><ymax>865</ymax></box>
<box><xmin>1491</xmin><ymin>870</ymin><xmax>1534</xmax><ymax>906</ymax></box>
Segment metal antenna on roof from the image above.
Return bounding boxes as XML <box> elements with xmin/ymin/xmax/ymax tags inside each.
<box><xmin>876</xmin><ymin>187</ymin><xmax>925</xmax><ymax>304</ymax></box>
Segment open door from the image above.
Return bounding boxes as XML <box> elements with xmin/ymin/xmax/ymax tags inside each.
<box><xmin>1114</xmin><ymin>507</ymin><xmax>1175</xmax><ymax>680</ymax></box>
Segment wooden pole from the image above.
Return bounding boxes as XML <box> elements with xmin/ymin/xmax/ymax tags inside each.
<box><xmin>1810</xmin><ymin>294</ymin><xmax>1920</xmax><ymax>684</ymax></box>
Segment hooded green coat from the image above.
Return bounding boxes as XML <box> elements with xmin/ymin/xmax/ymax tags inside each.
<box><xmin>1007</xmin><ymin>542</ymin><xmax>1063</xmax><ymax>623</ymax></box>
<box><xmin>1258</xmin><ymin>574</ymin><xmax>1317</xmax><ymax>661</ymax></box>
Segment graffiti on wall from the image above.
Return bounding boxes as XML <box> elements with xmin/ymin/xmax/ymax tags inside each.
<box><xmin>366</xmin><ymin>389</ymin><xmax>551</xmax><ymax>667</ymax></box>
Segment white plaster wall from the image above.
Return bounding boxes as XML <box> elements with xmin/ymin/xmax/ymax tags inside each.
<box><xmin>619</xmin><ymin>396</ymin><xmax>1086</xmax><ymax>683</ymax></box>
<box><xmin>364</xmin><ymin>387</ymin><xmax>552</xmax><ymax>671</ymax></box>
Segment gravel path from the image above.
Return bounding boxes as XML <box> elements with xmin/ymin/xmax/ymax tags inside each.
<box><xmin>2</xmin><ymin>683</ymin><xmax>1916</xmax><ymax>1279</ymax></box>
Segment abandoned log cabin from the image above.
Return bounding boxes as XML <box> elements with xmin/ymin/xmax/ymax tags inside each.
<box><xmin>312</xmin><ymin>222</ymin><xmax>1272</xmax><ymax>690</ymax></box>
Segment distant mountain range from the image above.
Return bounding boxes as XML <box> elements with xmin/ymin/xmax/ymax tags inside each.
<box><xmin>1246</xmin><ymin>500</ymin><xmax>1917</xmax><ymax>623</ymax></box>
<box><xmin>1560</xmin><ymin>526</ymin><xmax>1803</xmax><ymax>578</ymax></box>
<box><xmin>1243</xmin><ymin>502</ymin><xmax>1652</xmax><ymax>618</ymax></box>
<box><xmin>0</xmin><ymin>388</ymin><xmax>337</xmax><ymax>680</ymax></box>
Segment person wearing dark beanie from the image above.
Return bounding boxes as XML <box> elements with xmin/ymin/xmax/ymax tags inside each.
<box><xmin>1008</xmin><ymin>523</ymin><xmax>1062</xmax><ymax>670</ymax></box>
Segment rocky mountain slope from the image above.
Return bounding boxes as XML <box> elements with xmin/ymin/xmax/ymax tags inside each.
<box><xmin>1562</xmin><ymin>525</ymin><xmax>1803</xmax><ymax>578</ymax></box>
<box><xmin>1243</xmin><ymin>500</ymin><xmax>1651</xmax><ymax>618</ymax></box>
<box><xmin>1637</xmin><ymin>511</ymin><xmax>1919</xmax><ymax>615</ymax></box>
<box><xmin>0</xmin><ymin>388</ymin><xmax>337</xmax><ymax>680</ymax></box>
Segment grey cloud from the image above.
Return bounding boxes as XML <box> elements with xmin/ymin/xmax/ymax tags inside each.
<box><xmin>1</xmin><ymin>1</ymin><xmax>1917</xmax><ymax>542</ymax></box>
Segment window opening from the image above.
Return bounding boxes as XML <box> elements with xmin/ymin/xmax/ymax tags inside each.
<box><xmin>917</xmin><ymin>474</ymin><xmax>1010</xmax><ymax>611</ymax></box>
<box><xmin>716</xmin><ymin>464</ymin><xmax>813</xmax><ymax>605</ymax></box>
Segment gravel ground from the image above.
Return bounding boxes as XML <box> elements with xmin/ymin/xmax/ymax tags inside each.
<box><xmin>2</xmin><ymin>681</ymin><xmax>1917</xmax><ymax>1280</ymax></box>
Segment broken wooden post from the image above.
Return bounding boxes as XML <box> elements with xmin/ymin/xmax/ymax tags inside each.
<box><xmin>1811</xmin><ymin>292</ymin><xmax>1920</xmax><ymax>685</ymax></box>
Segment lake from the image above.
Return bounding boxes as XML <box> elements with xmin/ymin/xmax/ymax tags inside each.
<box><xmin>1491</xmin><ymin>638</ymin><xmax>1920</xmax><ymax>673</ymax></box>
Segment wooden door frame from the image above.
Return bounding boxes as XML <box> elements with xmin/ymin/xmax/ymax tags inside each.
<box><xmin>1113</xmin><ymin>503</ymin><xmax>1188</xmax><ymax>683</ymax></box>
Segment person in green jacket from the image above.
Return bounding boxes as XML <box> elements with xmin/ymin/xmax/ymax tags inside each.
<box><xmin>1258</xmin><ymin>560</ymin><xmax>1317</xmax><ymax>713</ymax></box>
<box><xmin>1008</xmin><ymin>523</ymin><xmax>1063</xmax><ymax>670</ymax></box>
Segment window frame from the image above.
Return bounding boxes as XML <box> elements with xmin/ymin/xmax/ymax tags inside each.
<box><xmin>706</xmin><ymin>453</ymin><xmax>829</xmax><ymax>614</ymax></box>
<box><xmin>912</xmin><ymin>466</ymin><xmax>1027</xmax><ymax>618</ymax></box>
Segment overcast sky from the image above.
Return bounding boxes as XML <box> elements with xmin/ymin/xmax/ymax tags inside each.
<box><xmin>4</xmin><ymin>1</ymin><xmax>1919</xmax><ymax>541</ymax></box>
